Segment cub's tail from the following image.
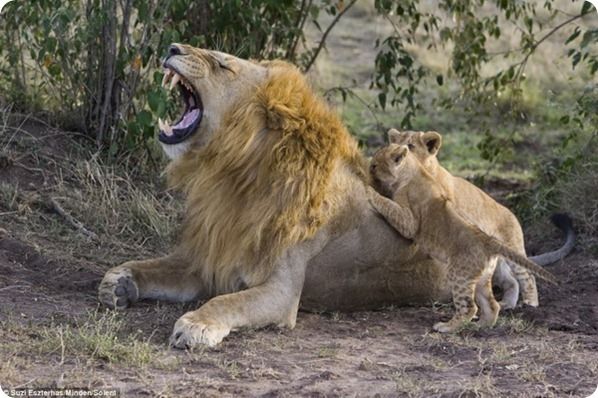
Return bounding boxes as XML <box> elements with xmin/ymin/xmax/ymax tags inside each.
<box><xmin>484</xmin><ymin>235</ymin><xmax>559</xmax><ymax>285</ymax></box>
<box><xmin>528</xmin><ymin>213</ymin><xmax>575</xmax><ymax>266</ymax></box>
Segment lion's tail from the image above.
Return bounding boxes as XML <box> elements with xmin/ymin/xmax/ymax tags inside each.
<box><xmin>528</xmin><ymin>213</ymin><xmax>575</xmax><ymax>266</ymax></box>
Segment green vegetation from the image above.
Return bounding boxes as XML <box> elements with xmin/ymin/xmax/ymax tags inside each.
<box><xmin>0</xmin><ymin>0</ymin><xmax>343</xmax><ymax>152</ymax></box>
<box><xmin>0</xmin><ymin>0</ymin><xmax>596</xmax><ymax>238</ymax></box>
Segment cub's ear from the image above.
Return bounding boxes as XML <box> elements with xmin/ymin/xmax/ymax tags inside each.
<box><xmin>421</xmin><ymin>131</ymin><xmax>442</xmax><ymax>155</ymax></box>
<box><xmin>391</xmin><ymin>145</ymin><xmax>408</xmax><ymax>164</ymax></box>
<box><xmin>387</xmin><ymin>129</ymin><xmax>409</xmax><ymax>144</ymax></box>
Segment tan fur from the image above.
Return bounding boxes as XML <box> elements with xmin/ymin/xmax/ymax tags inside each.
<box><xmin>99</xmin><ymin>46</ymin><xmax>449</xmax><ymax>348</ymax></box>
<box><xmin>167</xmin><ymin>64</ymin><xmax>364</xmax><ymax>294</ymax></box>
<box><xmin>387</xmin><ymin>129</ymin><xmax>538</xmax><ymax>309</ymax></box>
<box><xmin>369</xmin><ymin>144</ymin><xmax>557</xmax><ymax>332</ymax></box>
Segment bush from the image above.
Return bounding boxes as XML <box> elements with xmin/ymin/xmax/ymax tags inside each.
<box><xmin>513</xmin><ymin>86</ymin><xmax>598</xmax><ymax>243</ymax></box>
<box><xmin>0</xmin><ymin>0</ymin><xmax>341</xmax><ymax>153</ymax></box>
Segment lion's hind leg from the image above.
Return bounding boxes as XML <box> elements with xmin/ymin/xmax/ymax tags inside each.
<box><xmin>98</xmin><ymin>254</ymin><xmax>206</xmax><ymax>309</ymax></box>
<box><xmin>512</xmin><ymin>264</ymin><xmax>539</xmax><ymax>307</ymax></box>
<box><xmin>493</xmin><ymin>258</ymin><xmax>519</xmax><ymax>310</ymax></box>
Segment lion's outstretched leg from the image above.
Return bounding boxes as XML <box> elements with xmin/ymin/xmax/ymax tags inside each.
<box><xmin>98</xmin><ymin>254</ymin><xmax>206</xmax><ymax>309</ymax></box>
<box><xmin>169</xmin><ymin>235</ymin><xmax>326</xmax><ymax>348</ymax></box>
<box><xmin>494</xmin><ymin>259</ymin><xmax>519</xmax><ymax>309</ymax></box>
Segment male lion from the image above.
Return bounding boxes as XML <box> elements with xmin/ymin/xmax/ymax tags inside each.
<box><xmin>97</xmin><ymin>44</ymin><xmax>569</xmax><ymax>348</ymax></box>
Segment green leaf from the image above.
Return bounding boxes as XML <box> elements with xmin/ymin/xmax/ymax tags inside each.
<box><xmin>581</xmin><ymin>1</ymin><xmax>594</xmax><ymax>15</ymax></box>
<box><xmin>572</xmin><ymin>52</ymin><xmax>582</xmax><ymax>68</ymax></box>
<box><xmin>565</xmin><ymin>27</ymin><xmax>581</xmax><ymax>45</ymax></box>
<box><xmin>148</xmin><ymin>90</ymin><xmax>162</xmax><ymax>113</ymax></box>
<box><xmin>378</xmin><ymin>92</ymin><xmax>387</xmax><ymax>109</ymax></box>
<box><xmin>137</xmin><ymin>110</ymin><xmax>153</xmax><ymax>127</ymax></box>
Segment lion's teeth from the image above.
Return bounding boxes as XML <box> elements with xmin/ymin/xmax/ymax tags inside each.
<box><xmin>162</xmin><ymin>70</ymin><xmax>172</xmax><ymax>88</ymax></box>
<box><xmin>158</xmin><ymin>118</ymin><xmax>173</xmax><ymax>135</ymax></box>
<box><xmin>170</xmin><ymin>73</ymin><xmax>180</xmax><ymax>91</ymax></box>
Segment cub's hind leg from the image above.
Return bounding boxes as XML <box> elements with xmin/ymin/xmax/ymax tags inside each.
<box><xmin>476</xmin><ymin>270</ymin><xmax>501</xmax><ymax>327</ymax></box>
<box><xmin>98</xmin><ymin>253</ymin><xmax>207</xmax><ymax>309</ymax></box>
<box><xmin>433</xmin><ymin>267</ymin><xmax>478</xmax><ymax>333</ymax></box>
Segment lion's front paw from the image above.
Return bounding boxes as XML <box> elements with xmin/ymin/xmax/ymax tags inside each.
<box><xmin>98</xmin><ymin>266</ymin><xmax>139</xmax><ymax>309</ymax></box>
<box><xmin>169</xmin><ymin>312</ymin><xmax>230</xmax><ymax>349</ymax></box>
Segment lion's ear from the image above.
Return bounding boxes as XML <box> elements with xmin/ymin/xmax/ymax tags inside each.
<box><xmin>387</xmin><ymin>129</ymin><xmax>409</xmax><ymax>144</ymax></box>
<box><xmin>421</xmin><ymin>131</ymin><xmax>442</xmax><ymax>156</ymax></box>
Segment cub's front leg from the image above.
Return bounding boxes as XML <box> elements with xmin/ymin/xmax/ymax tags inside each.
<box><xmin>367</xmin><ymin>187</ymin><xmax>417</xmax><ymax>239</ymax></box>
<box><xmin>98</xmin><ymin>254</ymin><xmax>206</xmax><ymax>309</ymax></box>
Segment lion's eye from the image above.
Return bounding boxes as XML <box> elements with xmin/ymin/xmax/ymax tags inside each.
<box><xmin>407</xmin><ymin>143</ymin><xmax>415</xmax><ymax>150</ymax></box>
<box><xmin>217</xmin><ymin>60</ymin><xmax>233</xmax><ymax>73</ymax></box>
<box><xmin>393</xmin><ymin>154</ymin><xmax>403</xmax><ymax>163</ymax></box>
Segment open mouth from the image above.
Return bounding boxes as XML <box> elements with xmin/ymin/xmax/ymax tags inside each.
<box><xmin>158</xmin><ymin>68</ymin><xmax>203</xmax><ymax>145</ymax></box>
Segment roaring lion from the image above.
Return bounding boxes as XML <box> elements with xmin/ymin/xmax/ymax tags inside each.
<box><xmin>98</xmin><ymin>44</ymin><xmax>571</xmax><ymax>348</ymax></box>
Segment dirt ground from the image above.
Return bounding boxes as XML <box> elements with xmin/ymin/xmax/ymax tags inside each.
<box><xmin>0</xmin><ymin>118</ymin><xmax>597</xmax><ymax>398</ymax></box>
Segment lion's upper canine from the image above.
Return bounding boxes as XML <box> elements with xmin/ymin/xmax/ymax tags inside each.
<box><xmin>165</xmin><ymin>56</ymin><xmax>366</xmax><ymax>294</ymax></box>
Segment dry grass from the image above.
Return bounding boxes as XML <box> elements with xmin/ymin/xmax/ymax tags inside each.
<box><xmin>2</xmin><ymin>311</ymin><xmax>158</xmax><ymax>368</ymax></box>
<box><xmin>67</xmin><ymin>156</ymin><xmax>179</xmax><ymax>242</ymax></box>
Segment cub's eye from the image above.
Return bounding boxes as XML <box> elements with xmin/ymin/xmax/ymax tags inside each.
<box><xmin>407</xmin><ymin>143</ymin><xmax>415</xmax><ymax>150</ymax></box>
<box><xmin>370</xmin><ymin>164</ymin><xmax>377</xmax><ymax>171</ymax></box>
<box><xmin>393</xmin><ymin>154</ymin><xmax>403</xmax><ymax>163</ymax></box>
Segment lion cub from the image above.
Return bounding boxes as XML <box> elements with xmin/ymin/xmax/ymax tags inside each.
<box><xmin>385</xmin><ymin>129</ymin><xmax>537</xmax><ymax>310</ymax></box>
<box><xmin>368</xmin><ymin>144</ymin><xmax>557</xmax><ymax>332</ymax></box>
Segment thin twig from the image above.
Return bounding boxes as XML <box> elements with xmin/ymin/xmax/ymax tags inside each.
<box><xmin>59</xmin><ymin>327</ymin><xmax>66</xmax><ymax>366</ymax></box>
<box><xmin>324</xmin><ymin>86</ymin><xmax>383</xmax><ymax>129</ymax></box>
<box><xmin>48</xmin><ymin>197</ymin><xmax>99</xmax><ymax>241</ymax></box>
<box><xmin>0</xmin><ymin>284</ymin><xmax>30</xmax><ymax>292</ymax></box>
<box><xmin>303</xmin><ymin>0</ymin><xmax>358</xmax><ymax>73</ymax></box>
<box><xmin>514</xmin><ymin>10</ymin><xmax>591</xmax><ymax>80</ymax></box>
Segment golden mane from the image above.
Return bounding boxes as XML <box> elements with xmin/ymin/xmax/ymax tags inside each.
<box><xmin>168</xmin><ymin>62</ymin><xmax>365</xmax><ymax>294</ymax></box>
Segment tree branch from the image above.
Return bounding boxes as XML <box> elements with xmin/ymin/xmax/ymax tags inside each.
<box><xmin>303</xmin><ymin>0</ymin><xmax>358</xmax><ymax>73</ymax></box>
<box><xmin>515</xmin><ymin>9</ymin><xmax>592</xmax><ymax>79</ymax></box>
<box><xmin>48</xmin><ymin>197</ymin><xmax>99</xmax><ymax>241</ymax></box>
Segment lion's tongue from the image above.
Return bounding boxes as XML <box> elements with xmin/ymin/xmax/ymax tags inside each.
<box><xmin>172</xmin><ymin>108</ymin><xmax>200</xmax><ymax>132</ymax></box>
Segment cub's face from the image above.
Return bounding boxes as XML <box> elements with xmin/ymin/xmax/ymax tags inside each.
<box><xmin>369</xmin><ymin>144</ymin><xmax>418</xmax><ymax>197</ymax></box>
<box><xmin>387</xmin><ymin>129</ymin><xmax>442</xmax><ymax>170</ymax></box>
